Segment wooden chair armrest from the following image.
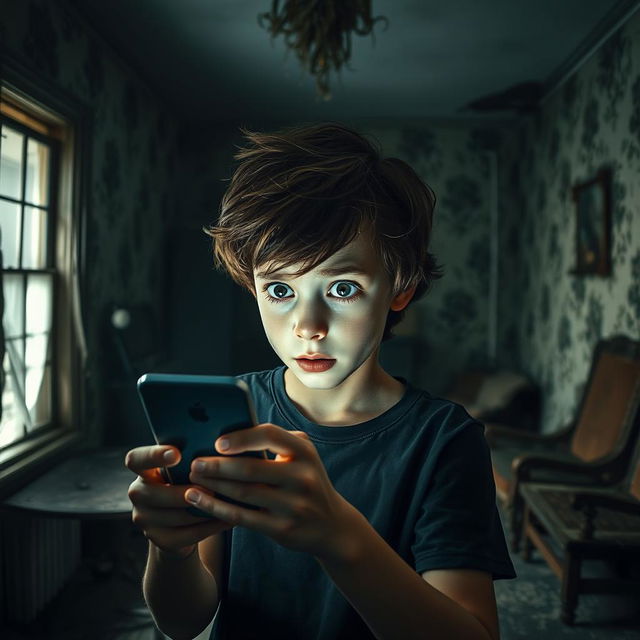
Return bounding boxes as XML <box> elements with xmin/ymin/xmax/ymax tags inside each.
<box><xmin>485</xmin><ymin>420</ymin><xmax>574</xmax><ymax>447</ymax></box>
<box><xmin>509</xmin><ymin>452</ymin><xmax>602</xmax><ymax>506</ymax></box>
<box><xmin>572</xmin><ymin>492</ymin><xmax>640</xmax><ymax>516</ymax></box>
<box><xmin>512</xmin><ymin>452</ymin><xmax>603</xmax><ymax>481</ymax></box>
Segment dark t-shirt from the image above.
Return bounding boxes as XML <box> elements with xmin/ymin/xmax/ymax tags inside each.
<box><xmin>211</xmin><ymin>366</ymin><xmax>515</xmax><ymax>639</ymax></box>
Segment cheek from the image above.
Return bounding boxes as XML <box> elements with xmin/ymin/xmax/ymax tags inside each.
<box><xmin>335</xmin><ymin>302</ymin><xmax>387</xmax><ymax>340</ymax></box>
<box><xmin>258</xmin><ymin>305</ymin><xmax>282</xmax><ymax>335</ymax></box>
<box><xmin>257</xmin><ymin>304</ymin><xmax>293</xmax><ymax>354</ymax></box>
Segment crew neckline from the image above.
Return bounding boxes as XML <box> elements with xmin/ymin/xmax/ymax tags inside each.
<box><xmin>268</xmin><ymin>366</ymin><xmax>423</xmax><ymax>443</ymax></box>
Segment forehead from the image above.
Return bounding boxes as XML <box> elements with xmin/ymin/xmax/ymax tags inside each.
<box><xmin>254</xmin><ymin>232</ymin><xmax>380</xmax><ymax>279</ymax></box>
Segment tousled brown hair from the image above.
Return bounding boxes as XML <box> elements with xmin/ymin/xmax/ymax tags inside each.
<box><xmin>204</xmin><ymin>122</ymin><xmax>443</xmax><ymax>340</ymax></box>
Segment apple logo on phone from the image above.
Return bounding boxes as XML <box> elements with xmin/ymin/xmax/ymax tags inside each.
<box><xmin>188</xmin><ymin>402</ymin><xmax>209</xmax><ymax>422</ymax></box>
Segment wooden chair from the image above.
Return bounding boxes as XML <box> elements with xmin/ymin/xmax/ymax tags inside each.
<box><xmin>485</xmin><ymin>335</ymin><xmax>640</xmax><ymax>551</ymax></box>
<box><xmin>519</xmin><ymin>434</ymin><xmax>640</xmax><ymax>625</ymax></box>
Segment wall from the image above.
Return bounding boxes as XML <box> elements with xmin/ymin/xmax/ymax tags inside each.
<box><xmin>165</xmin><ymin>125</ymin><xmax>238</xmax><ymax>376</ymax></box>
<box><xmin>1</xmin><ymin>0</ymin><xmax>181</xmax><ymax>443</ymax></box>
<box><xmin>360</xmin><ymin>122</ymin><xmax>508</xmax><ymax>395</ymax></box>
<box><xmin>497</xmin><ymin>10</ymin><xmax>640</xmax><ymax>432</ymax></box>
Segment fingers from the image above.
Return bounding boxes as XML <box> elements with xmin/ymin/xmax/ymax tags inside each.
<box><xmin>128</xmin><ymin>477</ymin><xmax>199</xmax><ymax>511</ymax></box>
<box><xmin>125</xmin><ymin>445</ymin><xmax>235</xmax><ymax>554</ymax></box>
<box><xmin>189</xmin><ymin>455</ymin><xmax>305</xmax><ymax>489</ymax></box>
<box><xmin>187</xmin><ymin>480</ymin><xmax>283</xmax><ymax>514</ymax></box>
<box><xmin>125</xmin><ymin>445</ymin><xmax>180</xmax><ymax>482</ymax></box>
<box><xmin>129</xmin><ymin>480</ymin><xmax>231</xmax><ymax>533</ymax></box>
<box><xmin>184</xmin><ymin>488</ymin><xmax>275</xmax><ymax>532</ymax></box>
<box><xmin>215</xmin><ymin>423</ymin><xmax>314</xmax><ymax>460</ymax></box>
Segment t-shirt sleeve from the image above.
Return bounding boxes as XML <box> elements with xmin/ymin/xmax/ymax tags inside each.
<box><xmin>412</xmin><ymin>421</ymin><xmax>516</xmax><ymax>580</ymax></box>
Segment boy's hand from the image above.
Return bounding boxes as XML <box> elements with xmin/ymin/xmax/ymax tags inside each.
<box><xmin>125</xmin><ymin>445</ymin><xmax>234</xmax><ymax>557</ymax></box>
<box><xmin>187</xmin><ymin>423</ymin><xmax>365</xmax><ymax>563</ymax></box>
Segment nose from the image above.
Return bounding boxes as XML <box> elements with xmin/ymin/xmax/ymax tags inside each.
<box><xmin>293</xmin><ymin>299</ymin><xmax>328</xmax><ymax>341</ymax></box>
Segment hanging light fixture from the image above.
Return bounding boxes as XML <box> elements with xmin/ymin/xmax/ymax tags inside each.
<box><xmin>258</xmin><ymin>0</ymin><xmax>389</xmax><ymax>101</ymax></box>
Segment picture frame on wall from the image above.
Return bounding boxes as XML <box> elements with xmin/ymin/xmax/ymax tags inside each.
<box><xmin>570</xmin><ymin>168</ymin><xmax>612</xmax><ymax>277</ymax></box>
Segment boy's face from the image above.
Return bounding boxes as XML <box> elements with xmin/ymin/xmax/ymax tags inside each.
<box><xmin>253</xmin><ymin>232</ymin><xmax>412</xmax><ymax>391</ymax></box>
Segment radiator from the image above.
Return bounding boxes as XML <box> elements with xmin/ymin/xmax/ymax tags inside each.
<box><xmin>0</xmin><ymin>512</ymin><xmax>81</xmax><ymax>624</ymax></box>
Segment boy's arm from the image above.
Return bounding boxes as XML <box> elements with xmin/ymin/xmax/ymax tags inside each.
<box><xmin>422</xmin><ymin>569</ymin><xmax>499</xmax><ymax>640</ymax></box>
<box><xmin>316</xmin><ymin>511</ymin><xmax>498</xmax><ymax>640</ymax></box>
<box><xmin>143</xmin><ymin>540</ymin><xmax>220</xmax><ymax>640</ymax></box>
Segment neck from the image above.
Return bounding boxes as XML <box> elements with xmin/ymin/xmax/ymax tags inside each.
<box><xmin>283</xmin><ymin>354</ymin><xmax>405</xmax><ymax>426</ymax></box>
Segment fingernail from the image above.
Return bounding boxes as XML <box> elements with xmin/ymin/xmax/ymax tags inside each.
<box><xmin>217</xmin><ymin>438</ymin><xmax>229</xmax><ymax>451</ymax></box>
<box><xmin>186</xmin><ymin>490</ymin><xmax>200</xmax><ymax>504</ymax></box>
<box><xmin>193</xmin><ymin>460</ymin><xmax>206</xmax><ymax>473</ymax></box>
<box><xmin>164</xmin><ymin>450</ymin><xmax>177</xmax><ymax>464</ymax></box>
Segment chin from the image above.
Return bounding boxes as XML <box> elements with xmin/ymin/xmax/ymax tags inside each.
<box><xmin>293</xmin><ymin>372</ymin><xmax>340</xmax><ymax>389</ymax></box>
<box><xmin>291</xmin><ymin>367</ymin><xmax>351</xmax><ymax>390</ymax></box>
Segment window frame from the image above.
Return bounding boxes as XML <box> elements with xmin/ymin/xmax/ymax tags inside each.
<box><xmin>1</xmin><ymin>114</ymin><xmax>60</xmax><ymax>438</ymax></box>
<box><xmin>0</xmin><ymin>53</ymin><xmax>92</xmax><ymax>499</ymax></box>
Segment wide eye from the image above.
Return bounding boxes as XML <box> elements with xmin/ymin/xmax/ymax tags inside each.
<box><xmin>265</xmin><ymin>282</ymin><xmax>293</xmax><ymax>301</ymax></box>
<box><xmin>328</xmin><ymin>281</ymin><xmax>360</xmax><ymax>300</ymax></box>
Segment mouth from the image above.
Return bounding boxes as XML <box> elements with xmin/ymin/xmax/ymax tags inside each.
<box><xmin>295</xmin><ymin>357</ymin><xmax>336</xmax><ymax>373</ymax></box>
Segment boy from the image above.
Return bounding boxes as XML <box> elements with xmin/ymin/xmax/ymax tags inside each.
<box><xmin>125</xmin><ymin>123</ymin><xmax>515</xmax><ymax>640</ymax></box>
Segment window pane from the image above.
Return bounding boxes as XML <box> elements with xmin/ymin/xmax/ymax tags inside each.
<box><xmin>25</xmin><ymin>333</ymin><xmax>48</xmax><ymax>369</ymax></box>
<box><xmin>5</xmin><ymin>337</ymin><xmax>25</xmax><ymax>403</ymax></box>
<box><xmin>28</xmin><ymin>362</ymin><xmax>51</xmax><ymax>429</ymax></box>
<box><xmin>0</xmin><ymin>124</ymin><xmax>24</xmax><ymax>200</ymax></box>
<box><xmin>0</xmin><ymin>352</ymin><xmax>25</xmax><ymax>448</ymax></box>
<box><xmin>2</xmin><ymin>273</ymin><xmax>25</xmax><ymax>339</ymax></box>
<box><xmin>22</xmin><ymin>206</ymin><xmax>48</xmax><ymax>269</ymax></box>
<box><xmin>26</xmin><ymin>333</ymin><xmax>51</xmax><ymax>428</ymax></box>
<box><xmin>26</xmin><ymin>273</ymin><xmax>53</xmax><ymax>335</ymax></box>
<box><xmin>25</xmin><ymin>138</ymin><xmax>50</xmax><ymax>206</ymax></box>
<box><xmin>0</xmin><ymin>198</ymin><xmax>22</xmax><ymax>268</ymax></box>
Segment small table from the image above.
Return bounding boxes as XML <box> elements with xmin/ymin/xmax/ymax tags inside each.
<box><xmin>2</xmin><ymin>447</ymin><xmax>133</xmax><ymax>518</ymax></box>
<box><xmin>1</xmin><ymin>447</ymin><xmax>163</xmax><ymax>638</ymax></box>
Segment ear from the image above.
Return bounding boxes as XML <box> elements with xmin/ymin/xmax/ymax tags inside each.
<box><xmin>390</xmin><ymin>285</ymin><xmax>417</xmax><ymax>312</ymax></box>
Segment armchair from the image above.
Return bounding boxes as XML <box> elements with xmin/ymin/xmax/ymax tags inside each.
<box><xmin>485</xmin><ymin>335</ymin><xmax>640</xmax><ymax>551</ymax></box>
<box><xmin>519</xmin><ymin>436</ymin><xmax>640</xmax><ymax>624</ymax></box>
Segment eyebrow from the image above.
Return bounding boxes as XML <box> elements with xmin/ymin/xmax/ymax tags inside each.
<box><xmin>256</xmin><ymin>265</ymin><xmax>370</xmax><ymax>280</ymax></box>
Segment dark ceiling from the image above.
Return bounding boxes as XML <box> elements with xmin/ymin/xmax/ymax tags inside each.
<box><xmin>69</xmin><ymin>0</ymin><xmax>639</xmax><ymax>125</ymax></box>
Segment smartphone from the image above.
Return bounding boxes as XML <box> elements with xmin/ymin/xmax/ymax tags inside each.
<box><xmin>137</xmin><ymin>373</ymin><xmax>267</xmax><ymax>517</ymax></box>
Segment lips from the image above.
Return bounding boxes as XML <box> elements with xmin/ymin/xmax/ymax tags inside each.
<box><xmin>295</xmin><ymin>356</ymin><xmax>336</xmax><ymax>373</ymax></box>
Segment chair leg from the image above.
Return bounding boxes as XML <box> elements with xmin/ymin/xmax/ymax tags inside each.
<box><xmin>509</xmin><ymin>494</ymin><xmax>523</xmax><ymax>553</ymax></box>
<box><xmin>521</xmin><ymin>506</ymin><xmax>533</xmax><ymax>562</ymax></box>
<box><xmin>560</xmin><ymin>550</ymin><xmax>581</xmax><ymax>625</ymax></box>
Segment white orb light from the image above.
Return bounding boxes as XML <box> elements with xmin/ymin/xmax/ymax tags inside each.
<box><xmin>111</xmin><ymin>308</ymin><xmax>131</xmax><ymax>329</ymax></box>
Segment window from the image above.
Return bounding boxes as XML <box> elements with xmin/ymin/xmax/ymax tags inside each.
<box><xmin>1</xmin><ymin>107</ymin><xmax>58</xmax><ymax>448</ymax></box>
<box><xmin>0</xmin><ymin>73</ymin><xmax>87</xmax><ymax>490</ymax></box>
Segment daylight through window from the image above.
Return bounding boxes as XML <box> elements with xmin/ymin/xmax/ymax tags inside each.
<box><xmin>0</xmin><ymin>108</ymin><xmax>58</xmax><ymax>449</ymax></box>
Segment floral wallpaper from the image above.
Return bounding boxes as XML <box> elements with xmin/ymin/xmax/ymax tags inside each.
<box><xmin>2</xmin><ymin>0</ymin><xmax>180</xmax><ymax>442</ymax></box>
<box><xmin>361</xmin><ymin>123</ymin><xmax>503</xmax><ymax>397</ymax></box>
<box><xmin>497</xmin><ymin>11</ymin><xmax>640</xmax><ymax>433</ymax></box>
